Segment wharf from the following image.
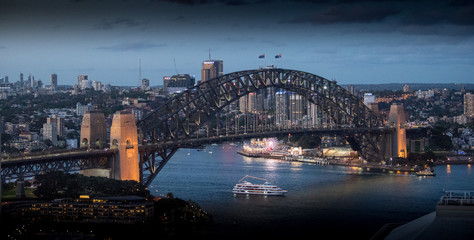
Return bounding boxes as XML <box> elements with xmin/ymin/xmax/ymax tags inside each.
<box><xmin>326</xmin><ymin>158</ymin><xmax>419</xmax><ymax>173</ymax></box>
<box><xmin>237</xmin><ymin>150</ymin><xmax>282</xmax><ymax>159</ymax></box>
<box><xmin>237</xmin><ymin>149</ymin><xmax>421</xmax><ymax>173</ymax></box>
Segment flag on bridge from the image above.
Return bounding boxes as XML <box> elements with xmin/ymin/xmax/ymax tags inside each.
<box><xmin>258</xmin><ymin>54</ymin><xmax>265</xmax><ymax>58</ymax></box>
<box><xmin>275</xmin><ymin>53</ymin><xmax>282</xmax><ymax>58</ymax></box>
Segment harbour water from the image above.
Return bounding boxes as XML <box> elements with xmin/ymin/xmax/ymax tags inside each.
<box><xmin>150</xmin><ymin>143</ymin><xmax>474</xmax><ymax>239</ymax></box>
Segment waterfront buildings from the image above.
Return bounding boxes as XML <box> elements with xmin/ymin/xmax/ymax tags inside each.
<box><xmin>5</xmin><ymin>196</ymin><xmax>154</xmax><ymax>224</ymax></box>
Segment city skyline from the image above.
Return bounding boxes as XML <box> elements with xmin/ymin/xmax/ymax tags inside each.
<box><xmin>1</xmin><ymin>0</ymin><xmax>473</xmax><ymax>86</ymax></box>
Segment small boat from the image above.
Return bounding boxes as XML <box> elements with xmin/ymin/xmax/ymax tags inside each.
<box><xmin>233</xmin><ymin>175</ymin><xmax>287</xmax><ymax>196</ymax></box>
<box><xmin>416</xmin><ymin>168</ymin><xmax>436</xmax><ymax>176</ymax></box>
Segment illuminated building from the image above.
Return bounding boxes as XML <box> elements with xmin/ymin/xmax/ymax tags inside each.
<box><xmin>201</xmin><ymin>60</ymin><xmax>223</xmax><ymax>82</ymax></box>
<box><xmin>163</xmin><ymin>74</ymin><xmax>195</xmax><ymax>94</ymax></box>
<box><xmin>464</xmin><ymin>92</ymin><xmax>474</xmax><ymax>117</ymax></box>
<box><xmin>6</xmin><ymin>196</ymin><xmax>154</xmax><ymax>224</ymax></box>
<box><xmin>290</xmin><ymin>93</ymin><xmax>303</xmax><ymax>125</ymax></box>
<box><xmin>275</xmin><ymin>91</ymin><xmax>288</xmax><ymax>126</ymax></box>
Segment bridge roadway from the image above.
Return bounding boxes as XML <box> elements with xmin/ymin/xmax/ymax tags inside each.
<box><xmin>0</xmin><ymin>126</ymin><xmax>394</xmax><ymax>181</ymax></box>
<box><xmin>139</xmin><ymin>126</ymin><xmax>394</xmax><ymax>151</ymax></box>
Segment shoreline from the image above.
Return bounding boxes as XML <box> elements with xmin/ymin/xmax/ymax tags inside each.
<box><xmin>238</xmin><ymin>150</ymin><xmax>473</xmax><ymax>174</ymax></box>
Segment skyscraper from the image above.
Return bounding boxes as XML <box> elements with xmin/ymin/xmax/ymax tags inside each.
<box><xmin>51</xmin><ymin>73</ymin><xmax>58</xmax><ymax>90</ymax></box>
<box><xmin>464</xmin><ymin>93</ymin><xmax>474</xmax><ymax>117</ymax></box>
<box><xmin>201</xmin><ymin>60</ymin><xmax>223</xmax><ymax>82</ymax></box>
<box><xmin>275</xmin><ymin>91</ymin><xmax>288</xmax><ymax>126</ymax></box>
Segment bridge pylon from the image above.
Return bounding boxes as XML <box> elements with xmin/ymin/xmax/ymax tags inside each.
<box><xmin>110</xmin><ymin>111</ymin><xmax>139</xmax><ymax>181</ymax></box>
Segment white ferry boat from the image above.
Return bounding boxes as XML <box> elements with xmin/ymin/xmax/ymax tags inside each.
<box><xmin>233</xmin><ymin>175</ymin><xmax>287</xmax><ymax>196</ymax></box>
<box><xmin>416</xmin><ymin>168</ymin><xmax>436</xmax><ymax>176</ymax></box>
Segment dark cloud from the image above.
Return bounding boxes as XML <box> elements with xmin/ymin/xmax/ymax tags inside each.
<box><xmin>97</xmin><ymin>42</ymin><xmax>166</xmax><ymax>51</ymax></box>
<box><xmin>162</xmin><ymin>0</ymin><xmax>212</xmax><ymax>5</ymax></box>
<box><xmin>401</xmin><ymin>2</ymin><xmax>474</xmax><ymax>26</ymax></box>
<box><xmin>162</xmin><ymin>0</ymin><xmax>251</xmax><ymax>5</ymax></box>
<box><xmin>287</xmin><ymin>4</ymin><xmax>400</xmax><ymax>24</ymax></box>
<box><xmin>94</xmin><ymin>18</ymin><xmax>148</xmax><ymax>30</ymax></box>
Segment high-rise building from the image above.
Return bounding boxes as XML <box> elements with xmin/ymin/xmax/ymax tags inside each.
<box><xmin>48</xmin><ymin>115</ymin><xmax>64</xmax><ymax>137</ymax></box>
<box><xmin>363</xmin><ymin>93</ymin><xmax>376</xmax><ymax>106</ymax></box>
<box><xmin>290</xmin><ymin>93</ymin><xmax>304</xmax><ymax>125</ymax></box>
<box><xmin>346</xmin><ymin>85</ymin><xmax>356</xmax><ymax>95</ymax></box>
<box><xmin>78</xmin><ymin>75</ymin><xmax>88</xmax><ymax>89</ymax></box>
<box><xmin>51</xmin><ymin>73</ymin><xmax>58</xmax><ymax>90</ymax></box>
<box><xmin>464</xmin><ymin>93</ymin><xmax>474</xmax><ymax>117</ymax></box>
<box><xmin>43</xmin><ymin>122</ymin><xmax>58</xmax><ymax>146</ymax></box>
<box><xmin>239</xmin><ymin>92</ymin><xmax>257</xmax><ymax>114</ymax></box>
<box><xmin>275</xmin><ymin>91</ymin><xmax>288</xmax><ymax>126</ymax></box>
<box><xmin>389</xmin><ymin>103</ymin><xmax>407</xmax><ymax>158</ymax></box>
<box><xmin>141</xmin><ymin>78</ymin><xmax>150</xmax><ymax>91</ymax></box>
<box><xmin>20</xmin><ymin>73</ymin><xmax>24</xmax><ymax>85</ymax></box>
<box><xmin>201</xmin><ymin>60</ymin><xmax>223</xmax><ymax>82</ymax></box>
<box><xmin>163</xmin><ymin>74</ymin><xmax>195</xmax><ymax>94</ymax></box>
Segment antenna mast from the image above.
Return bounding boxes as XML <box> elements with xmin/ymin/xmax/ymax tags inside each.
<box><xmin>209</xmin><ymin>48</ymin><xmax>211</xmax><ymax>60</ymax></box>
<box><xmin>173</xmin><ymin>58</ymin><xmax>179</xmax><ymax>75</ymax></box>
<box><xmin>138</xmin><ymin>59</ymin><xmax>142</xmax><ymax>87</ymax></box>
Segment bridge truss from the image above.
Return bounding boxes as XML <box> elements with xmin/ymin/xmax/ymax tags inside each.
<box><xmin>137</xmin><ymin>68</ymin><xmax>392</xmax><ymax>186</ymax></box>
<box><xmin>1</xmin><ymin>150</ymin><xmax>116</xmax><ymax>181</ymax></box>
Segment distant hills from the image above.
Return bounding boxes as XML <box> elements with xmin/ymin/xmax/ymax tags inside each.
<box><xmin>342</xmin><ymin>83</ymin><xmax>474</xmax><ymax>91</ymax></box>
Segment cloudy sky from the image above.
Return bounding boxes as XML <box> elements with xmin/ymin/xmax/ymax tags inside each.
<box><xmin>1</xmin><ymin>0</ymin><xmax>473</xmax><ymax>86</ymax></box>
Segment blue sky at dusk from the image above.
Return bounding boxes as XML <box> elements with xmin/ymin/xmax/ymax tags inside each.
<box><xmin>1</xmin><ymin>0</ymin><xmax>473</xmax><ymax>86</ymax></box>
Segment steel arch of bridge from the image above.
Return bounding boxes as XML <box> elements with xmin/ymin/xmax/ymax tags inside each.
<box><xmin>136</xmin><ymin>68</ymin><xmax>389</xmax><ymax>187</ymax></box>
<box><xmin>139</xmin><ymin>68</ymin><xmax>383</xmax><ymax>141</ymax></box>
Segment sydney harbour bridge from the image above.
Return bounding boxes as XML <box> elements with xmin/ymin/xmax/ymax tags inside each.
<box><xmin>1</xmin><ymin>68</ymin><xmax>405</xmax><ymax>187</ymax></box>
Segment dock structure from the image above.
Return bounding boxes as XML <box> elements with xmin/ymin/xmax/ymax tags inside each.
<box><xmin>282</xmin><ymin>155</ymin><xmax>329</xmax><ymax>165</ymax></box>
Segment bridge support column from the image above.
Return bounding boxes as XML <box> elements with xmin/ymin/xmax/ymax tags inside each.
<box><xmin>389</xmin><ymin>103</ymin><xmax>407</xmax><ymax>158</ymax></box>
<box><xmin>110</xmin><ymin>111</ymin><xmax>139</xmax><ymax>182</ymax></box>
<box><xmin>16</xmin><ymin>180</ymin><xmax>25</xmax><ymax>198</ymax></box>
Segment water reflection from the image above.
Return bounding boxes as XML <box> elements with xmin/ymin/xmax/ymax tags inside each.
<box><xmin>447</xmin><ymin>164</ymin><xmax>451</xmax><ymax>174</ymax></box>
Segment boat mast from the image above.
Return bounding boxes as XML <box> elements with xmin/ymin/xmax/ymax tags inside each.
<box><xmin>239</xmin><ymin>175</ymin><xmax>269</xmax><ymax>182</ymax></box>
